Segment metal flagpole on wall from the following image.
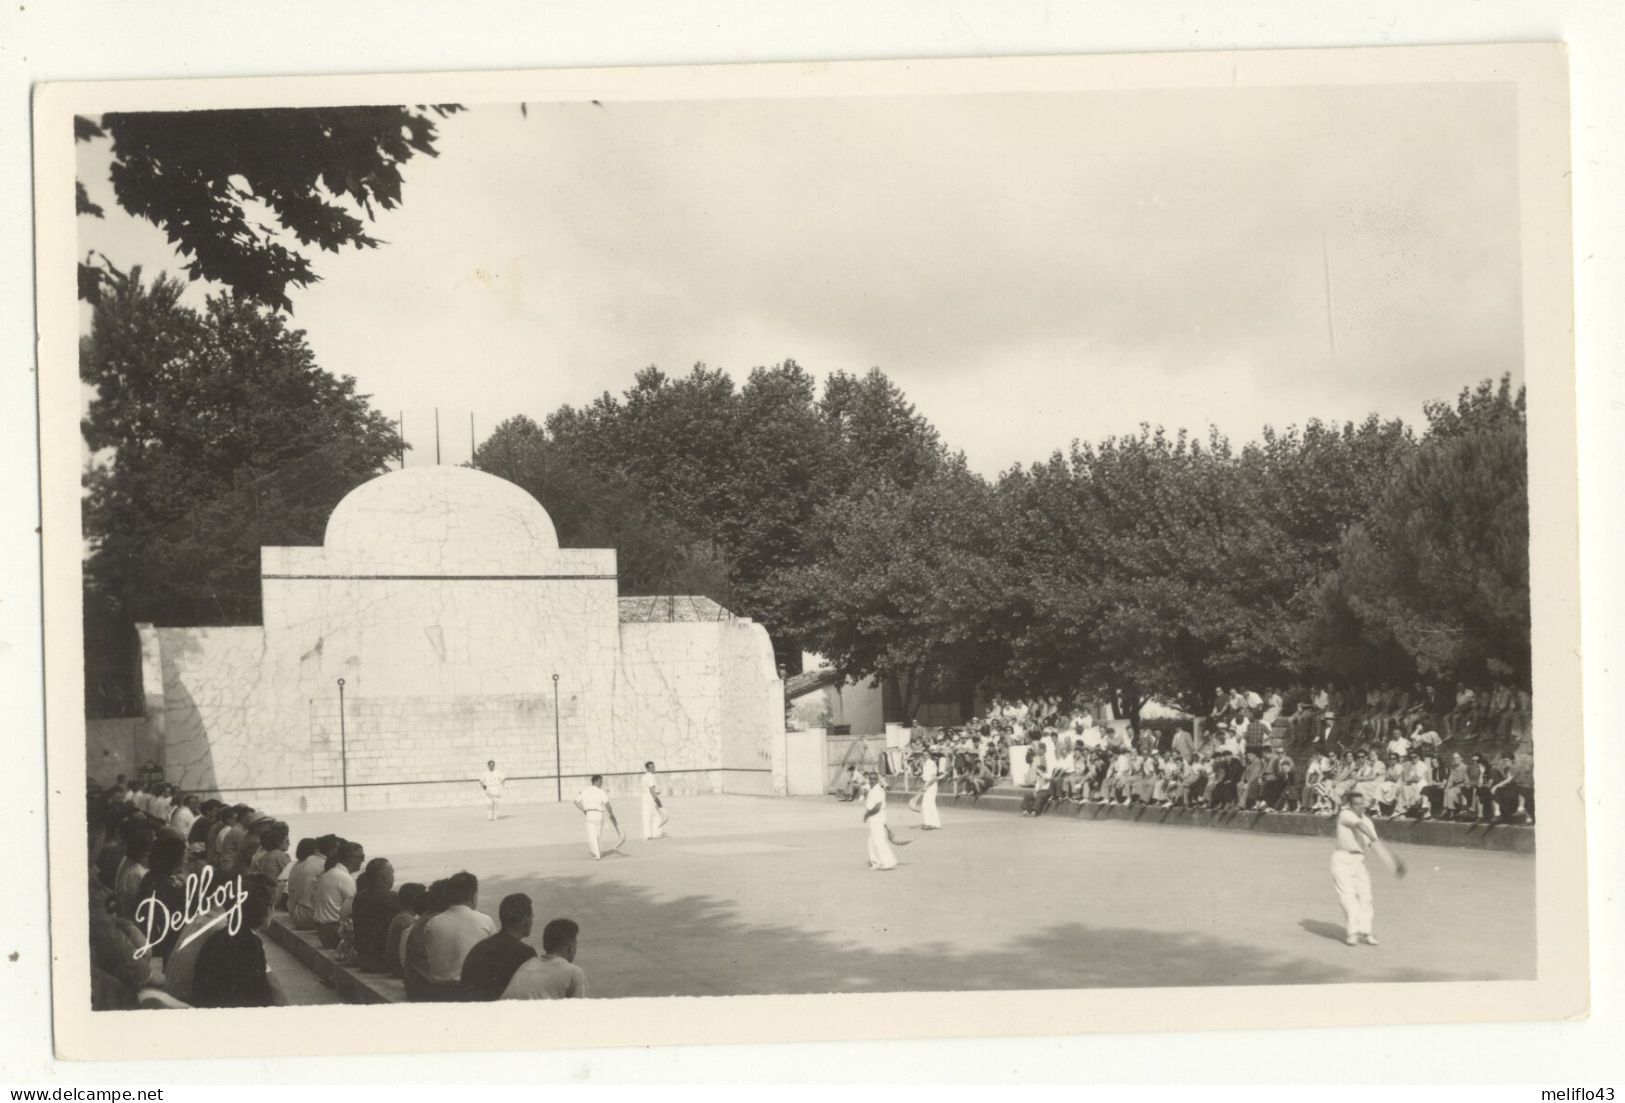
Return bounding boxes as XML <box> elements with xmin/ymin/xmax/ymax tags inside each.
<box><xmin>435</xmin><ymin>407</ymin><xmax>442</xmax><ymax>465</ymax></box>
<box><xmin>336</xmin><ymin>677</ymin><xmax>349</xmax><ymax>811</ymax></box>
<box><xmin>552</xmin><ymin>673</ymin><xmax>562</xmax><ymax>802</ymax></box>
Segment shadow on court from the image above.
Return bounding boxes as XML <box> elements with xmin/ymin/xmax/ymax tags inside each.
<box><xmin>463</xmin><ymin>871</ymin><xmax>1457</xmax><ymax>998</ymax></box>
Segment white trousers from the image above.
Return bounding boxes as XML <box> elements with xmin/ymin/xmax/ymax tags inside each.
<box><xmin>867</xmin><ymin>817</ymin><xmax>897</xmax><ymax>869</ymax></box>
<box><xmin>486</xmin><ymin>793</ymin><xmax>501</xmax><ymax>820</ymax></box>
<box><xmin>1331</xmin><ymin>851</ymin><xmax>1374</xmax><ymax>937</ymax></box>
<box><xmin>585</xmin><ymin>810</ymin><xmax>603</xmax><ymax>858</ymax></box>
<box><xmin>921</xmin><ymin>783</ymin><xmax>941</xmax><ymax>828</ymax></box>
<box><xmin>642</xmin><ymin>795</ymin><xmax>665</xmax><ymax>839</ymax></box>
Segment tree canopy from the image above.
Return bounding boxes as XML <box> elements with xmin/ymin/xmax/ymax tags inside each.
<box><xmin>75</xmin><ymin>105</ymin><xmax>462</xmax><ymax>312</ymax></box>
<box><xmin>473</xmin><ymin>365</ymin><xmax>1530</xmax><ymax>720</ymax></box>
<box><xmin>81</xmin><ymin>265</ymin><xmax>403</xmax><ymax>713</ymax></box>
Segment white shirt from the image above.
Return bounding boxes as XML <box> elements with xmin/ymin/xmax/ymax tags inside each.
<box><xmin>577</xmin><ymin>785</ymin><xmax>608</xmax><ymax>812</ymax></box>
<box><xmin>503</xmin><ymin>954</ymin><xmax>588</xmax><ymax>999</ymax></box>
<box><xmin>1386</xmin><ymin>737</ymin><xmax>1411</xmax><ymax>758</ymax></box>
<box><xmin>641</xmin><ymin>771</ymin><xmax>660</xmax><ymax>801</ymax></box>
<box><xmin>921</xmin><ymin>758</ymin><xmax>939</xmax><ymax>788</ymax></box>
<box><xmin>312</xmin><ymin>865</ymin><xmax>356</xmax><ymax>924</ymax></box>
<box><xmin>424</xmin><ymin>904</ymin><xmax>497</xmax><ymax>983</ymax></box>
<box><xmin>1335</xmin><ymin>809</ymin><xmax>1377</xmax><ymax>854</ymax></box>
<box><xmin>480</xmin><ymin>768</ymin><xmax>506</xmax><ymax>796</ymax></box>
<box><xmin>287</xmin><ymin>853</ymin><xmax>325</xmax><ymax>918</ymax></box>
<box><xmin>864</xmin><ymin>781</ymin><xmax>888</xmax><ymax>824</ymax></box>
<box><xmin>169</xmin><ymin>805</ymin><xmax>196</xmax><ymax>837</ymax></box>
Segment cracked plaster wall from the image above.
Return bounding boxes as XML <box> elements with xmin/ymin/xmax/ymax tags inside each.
<box><xmin>136</xmin><ymin>467</ymin><xmax>783</xmax><ymax>813</ymax></box>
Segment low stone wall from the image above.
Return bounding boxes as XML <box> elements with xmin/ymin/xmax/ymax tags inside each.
<box><xmin>264</xmin><ymin>916</ymin><xmax>402</xmax><ymax>1004</ymax></box>
<box><xmin>191</xmin><ymin>766</ymin><xmax>775</xmax><ymax>817</ymax></box>
<box><xmin>886</xmin><ymin>785</ymin><xmax>1535</xmax><ymax>854</ymax></box>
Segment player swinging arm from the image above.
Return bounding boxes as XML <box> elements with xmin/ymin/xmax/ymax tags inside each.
<box><xmin>1332</xmin><ymin>791</ymin><xmax>1406</xmax><ymax>946</ymax></box>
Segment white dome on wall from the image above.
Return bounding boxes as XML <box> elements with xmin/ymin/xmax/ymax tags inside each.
<box><xmin>322</xmin><ymin>466</ymin><xmax>560</xmax><ymax>573</ymax></box>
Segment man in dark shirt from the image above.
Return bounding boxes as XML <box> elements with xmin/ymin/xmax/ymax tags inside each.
<box><xmin>352</xmin><ymin>858</ymin><xmax>400</xmax><ymax>972</ymax></box>
<box><xmin>191</xmin><ymin>875</ymin><xmax>286</xmax><ymax>1008</ymax></box>
<box><xmin>459</xmin><ymin>893</ymin><xmax>539</xmax><ymax>1001</ymax></box>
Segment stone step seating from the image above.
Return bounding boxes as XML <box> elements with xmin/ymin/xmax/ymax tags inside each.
<box><xmin>264</xmin><ymin>916</ymin><xmax>406</xmax><ymax>1004</ymax></box>
<box><xmin>883</xmin><ymin>784</ymin><xmax>1534</xmax><ymax>853</ymax></box>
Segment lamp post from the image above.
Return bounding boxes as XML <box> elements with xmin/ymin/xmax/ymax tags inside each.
<box><xmin>552</xmin><ymin>673</ymin><xmax>562</xmax><ymax>802</ymax></box>
<box><xmin>336</xmin><ymin>677</ymin><xmax>349</xmax><ymax>812</ymax></box>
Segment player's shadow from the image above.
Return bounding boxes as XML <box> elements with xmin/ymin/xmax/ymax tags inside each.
<box><xmin>460</xmin><ymin>870</ymin><xmax>1461</xmax><ymax>998</ymax></box>
<box><xmin>1298</xmin><ymin>919</ymin><xmax>1350</xmax><ymax>943</ymax></box>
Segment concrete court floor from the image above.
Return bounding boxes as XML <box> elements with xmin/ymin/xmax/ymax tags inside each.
<box><xmin>283</xmin><ymin>794</ymin><xmax>1534</xmax><ymax>998</ymax></box>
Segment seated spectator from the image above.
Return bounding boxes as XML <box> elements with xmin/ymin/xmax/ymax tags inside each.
<box><xmin>168</xmin><ymin>794</ymin><xmax>199</xmax><ymax>839</ymax></box>
<box><xmin>1304</xmin><ymin>753</ymin><xmax>1336</xmax><ymax>814</ymax></box>
<box><xmin>1491</xmin><ymin>753</ymin><xmax>1533</xmax><ymax>824</ymax></box>
<box><xmin>1420</xmin><ymin>755</ymin><xmax>1446</xmax><ymax>819</ymax></box>
<box><xmin>1442</xmin><ymin>753</ymin><xmax>1473</xmax><ymax>819</ymax></box>
<box><xmin>250</xmin><ymin>821</ymin><xmax>293</xmax><ymax>893</ymax></box>
<box><xmin>88</xmin><ymin>877</ymin><xmax>156</xmax><ymax>1011</ymax></box>
<box><xmin>1385</xmin><ymin>729</ymin><xmax>1411</xmax><ymax>760</ymax></box>
<box><xmin>1179</xmin><ymin>756</ymin><xmax>1205</xmax><ymax>807</ymax></box>
<box><xmin>285</xmin><ymin>837</ymin><xmax>325</xmax><ymax>927</ymax></box>
<box><xmin>186</xmin><ymin>801</ymin><xmax>219</xmax><ymax>850</ymax></box>
<box><xmin>385</xmin><ymin>883</ymin><xmax>428</xmax><ymax>979</ymax></box>
<box><xmin>160</xmin><ymin>890</ymin><xmax>232</xmax><ymax>1004</ymax></box>
<box><xmin>1377</xmin><ymin>756</ymin><xmax>1405</xmax><ymax>817</ymax></box>
<box><xmin>231</xmin><ymin>810</ymin><xmax>271</xmax><ymax>876</ymax></box>
<box><xmin>93</xmin><ymin>815</ymin><xmax>127</xmax><ymax>889</ymax></box>
<box><xmin>1446</xmin><ymin>684</ymin><xmax>1478</xmax><ymax>738</ymax></box>
<box><xmin>148</xmin><ymin>784</ymin><xmax>174</xmax><ymax>826</ymax></box>
<box><xmin>1471</xmin><ymin>754</ymin><xmax>1500</xmax><ymax>822</ymax></box>
<box><xmin>502</xmin><ymin>918</ymin><xmax>588</xmax><ymax>1000</ymax></box>
<box><xmin>314</xmin><ymin>840</ymin><xmax>364</xmax><ymax>949</ymax></box>
<box><xmin>425</xmin><ymin>871</ymin><xmax>498</xmax><ymax>994</ymax></box>
<box><xmin>403</xmin><ymin>880</ymin><xmax>451</xmax><ymax>1000</ymax></box>
<box><xmin>1238</xmin><ymin>752</ymin><xmax>1265</xmax><ymax>810</ymax></box>
<box><xmin>191</xmin><ymin>875</ymin><xmax>286</xmax><ymax>1009</ymax></box>
<box><xmin>115</xmin><ymin>826</ymin><xmax>155</xmax><ymax>920</ymax></box>
<box><xmin>352</xmin><ymin>858</ymin><xmax>399</xmax><ymax>972</ymax></box>
<box><xmin>959</xmin><ymin>756</ymin><xmax>994</xmax><ymax>803</ymax></box>
<box><xmin>460</xmin><ymin>893</ymin><xmax>539</xmax><ymax>1000</ymax></box>
<box><xmin>1490</xmin><ymin>683</ymin><xmax>1516</xmax><ymax>739</ymax></box>
<box><xmin>133</xmin><ymin>833</ymin><xmax>189</xmax><ymax>964</ymax></box>
<box><xmin>837</xmin><ymin>765</ymin><xmax>862</xmax><ymax>801</ymax></box>
<box><xmin>210</xmin><ymin>806</ymin><xmax>249</xmax><ymax>874</ymax></box>
<box><xmin>1395</xmin><ymin>753</ymin><xmax>1429</xmax><ymax>819</ymax></box>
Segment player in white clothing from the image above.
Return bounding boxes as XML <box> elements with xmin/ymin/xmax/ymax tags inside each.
<box><xmin>863</xmin><ymin>771</ymin><xmax>897</xmax><ymax>870</ymax></box>
<box><xmin>1332</xmin><ymin>791</ymin><xmax>1405</xmax><ymax>946</ymax></box>
<box><xmin>640</xmin><ymin>761</ymin><xmax>667</xmax><ymax>840</ymax></box>
<box><xmin>918</xmin><ymin>753</ymin><xmax>942</xmax><ymax>830</ymax></box>
<box><xmin>479</xmin><ymin>759</ymin><xmax>506</xmax><ymax>821</ymax></box>
<box><xmin>573</xmin><ymin>775</ymin><xmax>615</xmax><ymax>860</ymax></box>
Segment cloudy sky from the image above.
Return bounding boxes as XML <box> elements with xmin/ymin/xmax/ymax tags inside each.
<box><xmin>76</xmin><ymin>81</ymin><xmax>1523</xmax><ymax>476</ymax></box>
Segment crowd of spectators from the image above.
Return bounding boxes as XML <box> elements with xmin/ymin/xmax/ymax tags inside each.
<box><xmin>892</xmin><ymin>679</ymin><xmax>1535</xmax><ymax>827</ymax></box>
<box><xmin>87</xmin><ymin>775</ymin><xmax>588</xmax><ymax>1011</ymax></box>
